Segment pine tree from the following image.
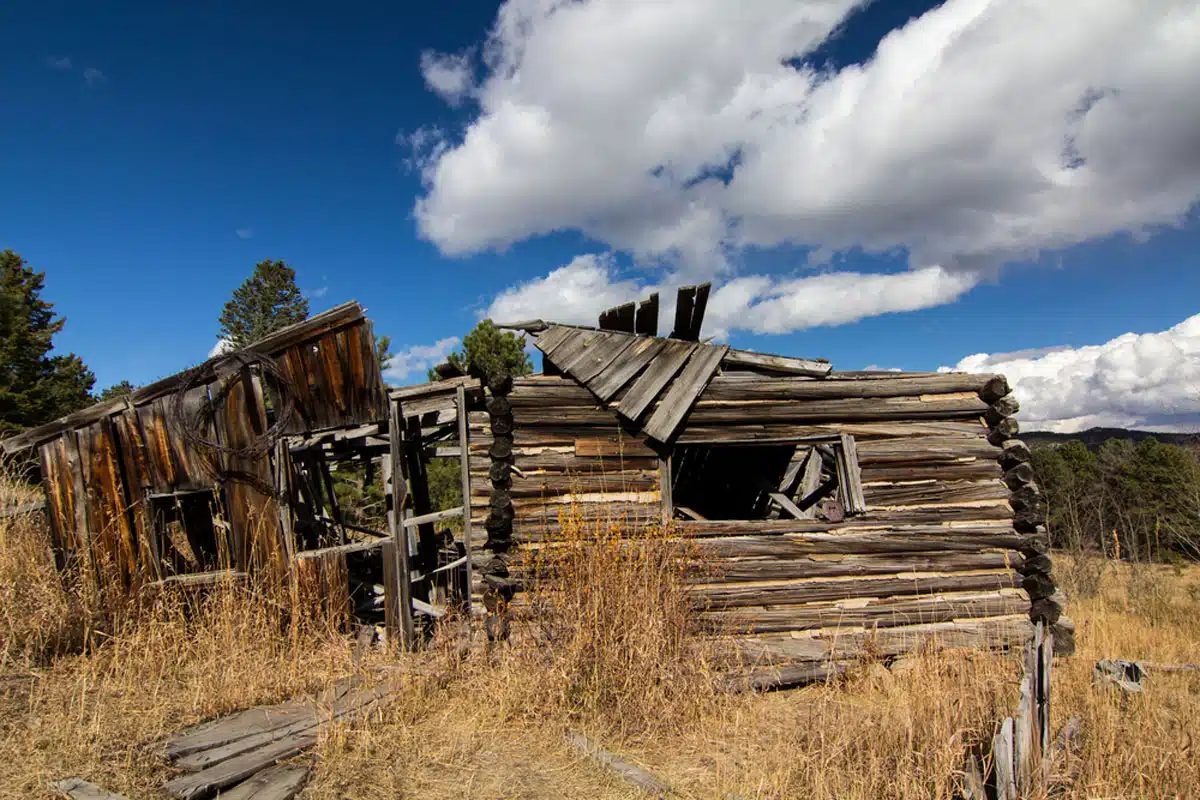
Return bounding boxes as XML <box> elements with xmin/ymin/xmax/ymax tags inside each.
<box><xmin>97</xmin><ymin>380</ymin><xmax>137</xmax><ymax>402</ymax></box>
<box><xmin>430</xmin><ymin>320</ymin><xmax>533</xmax><ymax>381</ymax></box>
<box><xmin>0</xmin><ymin>250</ymin><xmax>96</xmax><ymax>436</ymax></box>
<box><xmin>217</xmin><ymin>259</ymin><xmax>309</xmax><ymax>350</ymax></box>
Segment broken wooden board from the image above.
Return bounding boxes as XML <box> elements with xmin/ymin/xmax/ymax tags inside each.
<box><xmin>163</xmin><ymin>679</ymin><xmax>387</xmax><ymax>800</ymax></box>
<box><xmin>214</xmin><ymin>764</ymin><xmax>309</xmax><ymax>800</ymax></box>
<box><xmin>641</xmin><ymin>344</ymin><xmax>729</xmax><ymax>442</ymax></box>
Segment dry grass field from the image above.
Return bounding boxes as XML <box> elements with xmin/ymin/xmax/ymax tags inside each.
<box><xmin>2</xmin><ymin>474</ymin><xmax>1198</xmax><ymax>799</ymax></box>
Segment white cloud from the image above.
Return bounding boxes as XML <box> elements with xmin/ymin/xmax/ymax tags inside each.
<box><xmin>945</xmin><ymin>314</ymin><xmax>1200</xmax><ymax>433</ymax></box>
<box><xmin>82</xmin><ymin>67</ymin><xmax>106</xmax><ymax>86</ymax></box>
<box><xmin>384</xmin><ymin>336</ymin><xmax>461</xmax><ymax>383</ymax></box>
<box><xmin>415</xmin><ymin>0</ymin><xmax>1200</xmax><ymax>333</ymax></box>
<box><xmin>420</xmin><ymin>50</ymin><xmax>475</xmax><ymax>106</ymax></box>
<box><xmin>484</xmin><ymin>254</ymin><xmax>975</xmax><ymax>339</ymax></box>
<box><xmin>487</xmin><ymin>254</ymin><xmax>646</xmax><ymax>326</ymax></box>
<box><xmin>304</xmin><ymin>286</ymin><xmax>329</xmax><ymax>300</ymax></box>
<box><xmin>209</xmin><ymin>338</ymin><xmax>234</xmax><ymax>358</ymax></box>
<box><xmin>236</xmin><ymin>228</ymin><xmax>253</xmax><ymax>239</ymax></box>
<box><xmin>46</xmin><ymin>56</ymin><xmax>72</xmax><ymax>70</ymax></box>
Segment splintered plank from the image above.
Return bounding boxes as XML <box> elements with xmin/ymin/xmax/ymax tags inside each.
<box><xmin>164</xmin><ymin>731</ymin><xmax>317</xmax><ymax>800</ymax></box>
<box><xmin>671</xmin><ymin>285</ymin><xmax>697</xmax><ymax>339</ymax></box>
<box><xmin>635</xmin><ymin>293</ymin><xmax>659</xmax><ymax>336</ymax></box>
<box><xmin>216</xmin><ymin>764</ymin><xmax>309</xmax><ymax>800</ymax></box>
<box><xmin>615</xmin><ymin>340</ymin><xmax>698</xmax><ymax>422</ymax></box>
<box><xmin>568</xmin><ymin>333</ymin><xmax>638</xmax><ymax>384</ymax></box>
<box><xmin>642</xmin><ymin>344</ymin><xmax>728</xmax><ymax>442</ymax></box>
<box><xmin>587</xmin><ymin>337</ymin><xmax>668</xmax><ymax>402</ymax></box>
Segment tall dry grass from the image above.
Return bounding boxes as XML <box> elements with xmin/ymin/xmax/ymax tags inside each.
<box><xmin>2</xmin><ymin>471</ymin><xmax>1198</xmax><ymax>798</ymax></box>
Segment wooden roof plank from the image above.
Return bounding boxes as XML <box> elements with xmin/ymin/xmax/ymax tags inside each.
<box><xmin>722</xmin><ymin>349</ymin><xmax>833</xmax><ymax>377</ymax></box>
<box><xmin>671</xmin><ymin>286</ymin><xmax>697</xmax><ymax>339</ymax></box>
<box><xmin>641</xmin><ymin>344</ymin><xmax>729</xmax><ymax>442</ymax></box>
<box><xmin>569</xmin><ymin>333</ymin><xmax>639</xmax><ymax>385</ymax></box>
<box><xmin>615</xmin><ymin>340</ymin><xmax>698</xmax><ymax>422</ymax></box>
<box><xmin>635</xmin><ymin>293</ymin><xmax>659</xmax><ymax>337</ymax></box>
<box><xmin>532</xmin><ymin>325</ymin><xmax>577</xmax><ymax>358</ymax></box>
<box><xmin>548</xmin><ymin>329</ymin><xmax>614</xmax><ymax>375</ymax></box>
<box><xmin>586</xmin><ymin>337</ymin><xmax>669</xmax><ymax>402</ymax></box>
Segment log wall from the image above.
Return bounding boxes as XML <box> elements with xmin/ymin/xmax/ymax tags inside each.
<box><xmin>475</xmin><ymin>370</ymin><xmax>1052</xmax><ymax>669</ymax></box>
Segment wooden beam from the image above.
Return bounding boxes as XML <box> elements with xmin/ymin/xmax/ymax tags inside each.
<box><xmin>385</xmin><ymin>399</ymin><xmax>415</xmax><ymax>650</ymax></box>
<box><xmin>51</xmin><ymin>778</ymin><xmax>127</xmax><ymax>800</ymax></box>
<box><xmin>722</xmin><ymin>349</ymin><xmax>833</xmax><ymax>377</ymax></box>
<box><xmin>294</xmin><ymin>539</ymin><xmax>388</xmax><ymax>560</ymax></box>
<box><xmin>642</xmin><ymin>344</ymin><xmax>729</xmax><ymax>442</ymax></box>
<box><xmin>400</xmin><ymin>506</ymin><xmax>463</xmax><ymax>528</ymax></box>
<box><xmin>455</xmin><ymin>384</ymin><xmax>474</xmax><ymax>615</ymax></box>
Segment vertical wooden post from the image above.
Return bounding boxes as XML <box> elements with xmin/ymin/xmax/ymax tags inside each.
<box><xmin>386</xmin><ymin>398</ymin><xmax>415</xmax><ymax>649</ymax></box>
<box><xmin>658</xmin><ymin>454</ymin><xmax>673</xmax><ymax>524</ymax></box>
<box><xmin>455</xmin><ymin>384</ymin><xmax>474</xmax><ymax>615</ymax></box>
<box><xmin>273</xmin><ymin>439</ymin><xmax>296</xmax><ymax>563</ymax></box>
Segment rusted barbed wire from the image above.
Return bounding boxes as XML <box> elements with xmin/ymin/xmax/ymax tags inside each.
<box><xmin>171</xmin><ymin>349</ymin><xmax>298</xmax><ymax>492</ymax></box>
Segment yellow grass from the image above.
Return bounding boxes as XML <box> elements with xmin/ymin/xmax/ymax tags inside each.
<box><xmin>1</xmin><ymin>476</ymin><xmax>1198</xmax><ymax>799</ymax></box>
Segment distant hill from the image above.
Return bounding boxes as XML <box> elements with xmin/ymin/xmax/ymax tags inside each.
<box><xmin>1022</xmin><ymin>427</ymin><xmax>1200</xmax><ymax>450</ymax></box>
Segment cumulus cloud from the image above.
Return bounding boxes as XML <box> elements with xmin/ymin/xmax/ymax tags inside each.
<box><xmin>384</xmin><ymin>336</ymin><xmax>461</xmax><ymax>383</ymax></box>
<box><xmin>416</xmin><ymin>0</ymin><xmax>1200</xmax><ymax>333</ymax></box>
<box><xmin>45</xmin><ymin>56</ymin><xmax>72</xmax><ymax>70</ymax></box>
<box><xmin>420</xmin><ymin>50</ymin><xmax>475</xmax><ymax>106</ymax></box>
<box><xmin>209</xmin><ymin>338</ymin><xmax>234</xmax><ymax>358</ymax></box>
<box><xmin>485</xmin><ymin>254</ymin><xmax>976</xmax><ymax>339</ymax></box>
<box><xmin>236</xmin><ymin>228</ymin><xmax>253</xmax><ymax>239</ymax></box>
<box><xmin>945</xmin><ymin>315</ymin><xmax>1200</xmax><ymax>433</ymax></box>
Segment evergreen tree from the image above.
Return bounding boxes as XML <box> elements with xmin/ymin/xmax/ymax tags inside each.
<box><xmin>97</xmin><ymin>380</ymin><xmax>137</xmax><ymax>402</ymax></box>
<box><xmin>376</xmin><ymin>334</ymin><xmax>393</xmax><ymax>374</ymax></box>
<box><xmin>429</xmin><ymin>320</ymin><xmax>533</xmax><ymax>381</ymax></box>
<box><xmin>0</xmin><ymin>250</ymin><xmax>96</xmax><ymax>436</ymax></box>
<box><xmin>217</xmin><ymin>259</ymin><xmax>309</xmax><ymax>349</ymax></box>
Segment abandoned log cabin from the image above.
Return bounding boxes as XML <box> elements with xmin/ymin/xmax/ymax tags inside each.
<box><xmin>1</xmin><ymin>287</ymin><xmax>1065</xmax><ymax>677</ymax></box>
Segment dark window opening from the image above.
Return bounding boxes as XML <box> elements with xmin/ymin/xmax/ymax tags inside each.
<box><xmin>671</xmin><ymin>440</ymin><xmax>862</xmax><ymax>522</ymax></box>
<box><xmin>149</xmin><ymin>489</ymin><xmax>225</xmax><ymax>573</ymax></box>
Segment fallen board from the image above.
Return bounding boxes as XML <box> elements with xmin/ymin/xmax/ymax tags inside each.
<box><xmin>215</xmin><ymin>764</ymin><xmax>309</xmax><ymax>800</ymax></box>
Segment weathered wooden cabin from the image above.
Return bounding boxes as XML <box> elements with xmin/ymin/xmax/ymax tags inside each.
<box><xmin>2</xmin><ymin>288</ymin><xmax>1065</xmax><ymax>677</ymax></box>
<box><xmin>474</xmin><ymin>286</ymin><xmax>1066</xmax><ymax>679</ymax></box>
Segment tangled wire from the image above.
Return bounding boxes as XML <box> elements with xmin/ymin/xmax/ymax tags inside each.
<box><xmin>170</xmin><ymin>350</ymin><xmax>298</xmax><ymax>493</ymax></box>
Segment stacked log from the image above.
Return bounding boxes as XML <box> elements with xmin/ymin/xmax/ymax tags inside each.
<box><xmin>989</xmin><ymin>401</ymin><xmax>1073</xmax><ymax>655</ymax></box>
<box><xmin>481</xmin><ymin>373</ymin><xmax>517</xmax><ymax>640</ymax></box>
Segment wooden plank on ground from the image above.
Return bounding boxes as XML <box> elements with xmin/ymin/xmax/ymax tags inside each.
<box><xmin>51</xmin><ymin>778</ymin><xmax>126</xmax><ymax>800</ymax></box>
<box><xmin>566</xmin><ymin>732</ymin><xmax>671</xmax><ymax>796</ymax></box>
<box><xmin>164</xmin><ymin>731</ymin><xmax>317</xmax><ymax>800</ymax></box>
<box><xmin>642</xmin><ymin>344</ymin><xmax>728</xmax><ymax>442</ymax></box>
<box><xmin>615</xmin><ymin>341</ymin><xmax>698</xmax><ymax>422</ymax></box>
<box><xmin>215</xmin><ymin>764</ymin><xmax>309</xmax><ymax>800</ymax></box>
<box><xmin>587</xmin><ymin>337</ymin><xmax>669</xmax><ymax>402</ymax></box>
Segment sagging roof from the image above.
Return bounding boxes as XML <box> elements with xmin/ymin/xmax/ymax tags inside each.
<box><xmin>498</xmin><ymin>284</ymin><xmax>833</xmax><ymax>444</ymax></box>
<box><xmin>1</xmin><ymin>301</ymin><xmax>385</xmax><ymax>455</ymax></box>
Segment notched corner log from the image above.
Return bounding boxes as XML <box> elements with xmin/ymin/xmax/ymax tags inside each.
<box><xmin>979</xmin><ymin>374</ymin><xmax>1012</xmax><ymax>404</ymax></box>
<box><xmin>1000</xmin><ymin>439</ymin><xmax>1032</xmax><ymax>469</ymax></box>
<box><xmin>988</xmin><ymin>418</ymin><xmax>1020</xmax><ymax>446</ymax></box>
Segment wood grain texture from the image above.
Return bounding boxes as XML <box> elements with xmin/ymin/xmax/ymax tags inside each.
<box><xmin>642</xmin><ymin>344</ymin><xmax>729</xmax><ymax>442</ymax></box>
<box><xmin>615</xmin><ymin>340</ymin><xmax>698</xmax><ymax>421</ymax></box>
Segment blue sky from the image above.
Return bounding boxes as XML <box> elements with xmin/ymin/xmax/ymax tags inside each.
<box><xmin>2</xmin><ymin>1</ymin><xmax>1198</xmax><ymax>430</ymax></box>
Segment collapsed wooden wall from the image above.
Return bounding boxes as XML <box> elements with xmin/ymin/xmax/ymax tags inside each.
<box><xmin>469</xmin><ymin>369</ymin><xmax>1042</xmax><ymax>667</ymax></box>
<box><xmin>16</xmin><ymin>304</ymin><xmax>387</xmax><ymax>590</ymax></box>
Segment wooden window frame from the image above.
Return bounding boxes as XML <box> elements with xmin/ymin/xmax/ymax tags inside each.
<box><xmin>661</xmin><ymin>434</ymin><xmax>865</xmax><ymax>522</ymax></box>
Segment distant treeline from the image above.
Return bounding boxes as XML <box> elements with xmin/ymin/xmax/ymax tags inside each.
<box><xmin>1032</xmin><ymin>436</ymin><xmax>1200</xmax><ymax>561</ymax></box>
